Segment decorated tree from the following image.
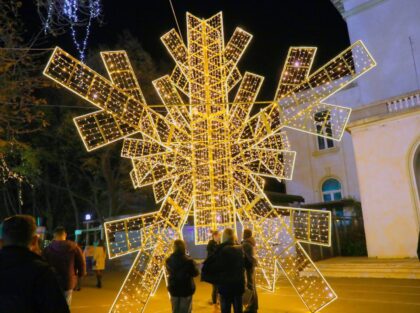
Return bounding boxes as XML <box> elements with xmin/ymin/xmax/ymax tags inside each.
<box><xmin>0</xmin><ymin>0</ymin><xmax>48</xmax><ymax>213</ymax></box>
<box><xmin>21</xmin><ymin>30</ymin><xmax>164</xmax><ymax>230</ymax></box>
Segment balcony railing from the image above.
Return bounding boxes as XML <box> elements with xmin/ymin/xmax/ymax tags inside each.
<box><xmin>387</xmin><ymin>92</ymin><xmax>420</xmax><ymax>112</ymax></box>
<box><xmin>350</xmin><ymin>89</ymin><xmax>420</xmax><ymax>123</ymax></box>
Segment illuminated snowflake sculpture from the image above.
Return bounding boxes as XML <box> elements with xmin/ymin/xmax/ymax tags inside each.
<box><xmin>43</xmin><ymin>12</ymin><xmax>375</xmax><ymax>313</ymax></box>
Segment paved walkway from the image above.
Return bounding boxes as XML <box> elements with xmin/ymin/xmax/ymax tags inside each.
<box><xmin>312</xmin><ymin>257</ymin><xmax>420</xmax><ymax>279</ymax></box>
<box><xmin>71</xmin><ymin>271</ymin><xmax>420</xmax><ymax>313</ymax></box>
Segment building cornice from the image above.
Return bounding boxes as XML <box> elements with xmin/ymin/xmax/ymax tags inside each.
<box><xmin>347</xmin><ymin>89</ymin><xmax>420</xmax><ymax>131</ymax></box>
<box><xmin>331</xmin><ymin>0</ymin><xmax>388</xmax><ymax>20</ymax></box>
<box><xmin>347</xmin><ymin>107</ymin><xmax>420</xmax><ymax>132</ymax></box>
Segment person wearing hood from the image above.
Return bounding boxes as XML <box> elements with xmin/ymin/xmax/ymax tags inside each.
<box><xmin>0</xmin><ymin>215</ymin><xmax>70</xmax><ymax>313</ymax></box>
<box><xmin>165</xmin><ymin>239</ymin><xmax>199</xmax><ymax>313</ymax></box>
<box><xmin>43</xmin><ymin>226</ymin><xmax>86</xmax><ymax>306</ymax></box>
<box><xmin>242</xmin><ymin>229</ymin><xmax>258</xmax><ymax>313</ymax></box>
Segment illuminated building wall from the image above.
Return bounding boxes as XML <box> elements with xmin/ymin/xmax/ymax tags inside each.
<box><xmin>287</xmin><ymin>0</ymin><xmax>420</xmax><ymax>258</ymax></box>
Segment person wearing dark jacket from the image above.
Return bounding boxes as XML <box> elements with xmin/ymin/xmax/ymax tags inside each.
<box><xmin>206</xmin><ymin>230</ymin><xmax>220</xmax><ymax>306</ymax></box>
<box><xmin>202</xmin><ymin>228</ymin><xmax>245</xmax><ymax>313</ymax></box>
<box><xmin>165</xmin><ymin>239</ymin><xmax>199</xmax><ymax>313</ymax></box>
<box><xmin>0</xmin><ymin>215</ymin><xmax>70</xmax><ymax>313</ymax></box>
<box><xmin>43</xmin><ymin>226</ymin><xmax>86</xmax><ymax>305</ymax></box>
<box><xmin>242</xmin><ymin>229</ymin><xmax>258</xmax><ymax>313</ymax></box>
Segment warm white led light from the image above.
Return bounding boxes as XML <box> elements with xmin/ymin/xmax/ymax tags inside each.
<box><xmin>43</xmin><ymin>11</ymin><xmax>375</xmax><ymax>313</ymax></box>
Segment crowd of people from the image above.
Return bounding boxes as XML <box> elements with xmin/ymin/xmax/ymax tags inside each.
<box><xmin>0</xmin><ymin>215</ymin><xmax>106</xmax><ymax>313</ymax></box>
<box><xmin>166</xmin><ymin>228</ymin><xmax>259</xmax><ymax>313</ymax></box>
<box><xmin>0</xmin><ymin>214</ymin><xmax>258</xmax><ymax>313</ymax></box>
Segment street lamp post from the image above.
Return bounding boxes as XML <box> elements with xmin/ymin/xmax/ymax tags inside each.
<box><xmin>84</xmin><ymin>213</ymin><xmax>92</xmax><ymax>246</ymax></box>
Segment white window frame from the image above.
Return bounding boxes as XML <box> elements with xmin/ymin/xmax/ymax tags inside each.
<box><xmin>321</xmin><ymin>178</ymin><xmax>343</xmax><ymax>202</ymax></box>
<box><xmin>315</xmin><ymin>110</ymin><xmax>335</xmax><ymax>151</ymax></box>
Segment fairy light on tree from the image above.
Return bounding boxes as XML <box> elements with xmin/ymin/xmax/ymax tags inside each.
<box><xmin>0</xmin><ymin>154</ymin><xmax>24</xmax><ymax>185</ymax></box>
<box><xmin>1</xmin><ymin>1</ymin><xmax>48</xmax><ymax>209</ymax></box>
<box><xmin>43</xmin><ymin>12</ymin><xmax>376</xmax><ymax>313</ymax></box>
<box><xmin>37</xmin><ymin>0</ymin><xmax>102</xmax><ymax>61</ymax></box>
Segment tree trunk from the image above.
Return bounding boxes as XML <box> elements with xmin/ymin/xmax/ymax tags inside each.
<box><xmin>5</xmin><ymin>188</ymin><xmax>18</xmax><ymax>215</ymax></box>
<box><xmin>2</xmin><ymin>189</ymin><xmax>12</xmax><ymax>217</ymax></box>
<box><xmin>61</xmin><ymin>161</ymin><xmax>80</xmax><ymax>229</ymax></box>
<box><xmin>101</xmin><ymin>149</ymin><xmax>119</xmax><ymax>218</ymax></box>
<box><xmin>90</xmin><ymin>179</ymin><xmax>104</xmax><ymax>224</ymax></box>
<box><xmin>44</xmin><ymin>177</ymin><xmax>54</xmax><ymax>233</ymax></box>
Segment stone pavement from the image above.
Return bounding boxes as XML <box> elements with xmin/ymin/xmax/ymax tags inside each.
<box><xmin>71</xmin><ymin>271</ymin><xmax>420</xmax><ymax>313</ymax></box>
<box><xmin>312</xmin><ymin>257</ymin><xmax>420</xmax><ymax>279</ymax></box>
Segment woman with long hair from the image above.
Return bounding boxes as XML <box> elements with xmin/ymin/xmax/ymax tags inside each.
<box><xmin>202</xmin><ymin>228</ymin><xmax>246</xmax><ymax>313</ymax></box>
<box><xmin>92</xmin><ymin>239</ymin><xmax>106</xmax><ymax>288</ymax></box>
<box><xmin>165</xmin><ymin>239</ymin><xmax>199</xmax><ymax>313</ymax></box>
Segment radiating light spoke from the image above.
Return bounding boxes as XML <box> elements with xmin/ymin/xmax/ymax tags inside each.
<box><xmin>44</xmin><ymin>11</ymin><xmax>375</xmax><ymax>313</ymax></box>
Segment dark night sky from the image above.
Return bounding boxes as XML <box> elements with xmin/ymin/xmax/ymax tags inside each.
<box><xmin>22</xmin><ymin>0</ymin><xmax>349</xmax><ymax>99</ymax></box>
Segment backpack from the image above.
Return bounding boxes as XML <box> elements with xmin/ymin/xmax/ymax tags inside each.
<box><xmin>201</xmin><ymin>252</ymin><xmax>217</xmax><ymax>284</ymax></box>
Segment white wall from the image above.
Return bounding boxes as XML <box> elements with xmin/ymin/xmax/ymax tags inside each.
<box><xmin>285</xmin><ymin>129</ymin><xmax>360</xmax><ymax>203</ymax></box>
<box><xmin>345</xmin><ymin>0</ymin><xmax>420</xmax><ymax>104</ymax></box>
<box><xmin>351</xmin><ymin>112</ymin><xmax>420</xmax><ymax>258</ymax></box>
<box><xmin>285</xmin><ymin>85</ymin><xmax>362</xmax><ymax>204</ymax></box>
<box><xmin>286</xmin><ymin>1</ymin><xmax>420</xmax><ymax>260</ymax></box>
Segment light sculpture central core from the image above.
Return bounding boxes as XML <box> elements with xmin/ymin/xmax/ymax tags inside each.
<box><xmin>43</xmin><ymin>12</ymin><xmax>375</xmax><ymax>313</ymax></box>
<box><xmin>188</xmin><ymin>14</ymin><xmax>235</xmax><ymax>241</ymax></box>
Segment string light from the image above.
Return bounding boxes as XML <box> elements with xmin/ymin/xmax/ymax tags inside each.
<box><xmin>0</xmin><ymin>154</ymin><xmax>25</xmax><ymax>185</ymax></box>
<box><xmin>0</xmin><ymin>154</ymin><xmax>26</xmax><ymax>206</ymax></box>
<box><xmin>43</xmin><ymin>11</ymin><xmax>376</xmax><ymax>313</ymax></box>
<box><xmin>42</xmin><ymin>0</ymin><xmax>102</xmax><ymax>61</ymax></box>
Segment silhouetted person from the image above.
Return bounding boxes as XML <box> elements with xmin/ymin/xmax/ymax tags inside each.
<box><xmin>43</xmin><ymin>226</ymin><xmax>86</xmax><ymax>305</ymax></box>
<box><xmin>74</xmin><ymin>241</ymin><xmax>84</xmax><ymax>291</ymax></box>
<box><xmin>417</xmin><ymin>230</ymin><xmax>420</xmax><ymax>261</ymax></box>
<box><xmin>93</xmin><ymin>239</ymin><xmax>107</xmax><ymax>288</ymax></box>
<box><xmin>206</xmin><ymin>230</ymin><xmax>220</xmax><ymax>306</ymax></box>
<box><xmin>0</xmin><ymin>215</ymin><xmax>69</xmax><ymax>313</ymax></box>
<box><xmin>242</xmin><ymin>229</ymin><xmax>258</xmax><ymax>313</ymax></box>
<box><xmin>166</xmin><ymin>239</ymin><xmax>199</xmax><ymax>313</ymax></box>
<box><xmin>202</xmin><ymin>228</ymin><xmax>245</xmax><ymax>313</ymax></box>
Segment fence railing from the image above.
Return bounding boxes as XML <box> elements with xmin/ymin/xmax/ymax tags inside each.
<box><xmin>302</xmin><ymin>214</ymin><xmax>367</xmax><ymax>261</ymax></box>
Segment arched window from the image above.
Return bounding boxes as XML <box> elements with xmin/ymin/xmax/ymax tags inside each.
<box><xmin>322</xmin><ymin>178</ymin><xmax>342</xmax><ymax>202</ymax></box>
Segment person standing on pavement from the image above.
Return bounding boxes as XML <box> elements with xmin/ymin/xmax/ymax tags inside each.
<box><xmin>165</xmin><ymin>239</ymin><xmax>199</xmax><ymax>313</ymax></box>
<box><xmin>242</xmin><ymin>229</ymin><xmax>259</xmax><ymax>313</ymax></box>
<box><xmin>43</xmin><ymin>226</ymin><xmax>86</xmax><ymax>306</ymax></box>
<box><xmin>206</xmin><ymin>230</ymin><xmax>220</xmax><ymax>307</ymax></box>
<box><xmin>0</xmin><ymin>215</ymin><xmax>70</xmax><ymax>313</ymax></box>
<box><xmin>202</xmin><ymin>228</ymin><xmax>246</xmax><ymax>313</ymax></box>
<box><xmin>74</xmin><ymin>241</ymin><xmax>84</xmax><ymax>291</ymax></box>
<box><xmin>93</xmin><ymin>239</ymin><xmax>107</xmax><ymax>288</ymax></box>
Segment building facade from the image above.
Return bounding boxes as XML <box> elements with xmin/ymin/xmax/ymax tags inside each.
<box><xmin>286</xmin><ymin>0</ymin><xmax>420</xmax><ymax>257</ymax></box>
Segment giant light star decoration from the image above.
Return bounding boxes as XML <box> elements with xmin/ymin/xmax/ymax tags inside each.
<box><xmin>43</xmin><ymin>12</ymin><xmax>375</xmax><ymax>313</ymax></box>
